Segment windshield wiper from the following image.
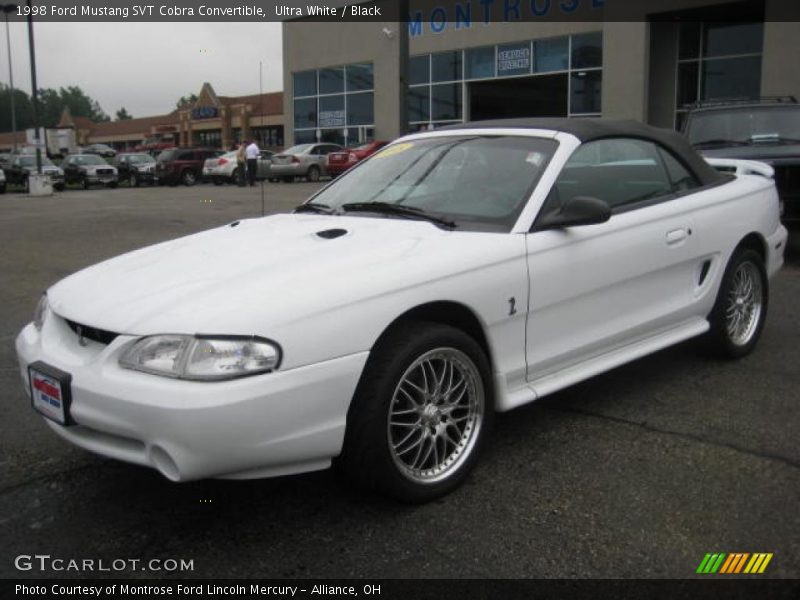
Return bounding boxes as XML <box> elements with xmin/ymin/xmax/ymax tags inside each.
<box><xmin>341</xmin><ymin>202</ymin><xmax>457</xmax><ymax>229</ymax></box>
<box><xmin>293</xmin><ymin>202</ymin><xmax>335</xmax><ymax>215</ymax></box>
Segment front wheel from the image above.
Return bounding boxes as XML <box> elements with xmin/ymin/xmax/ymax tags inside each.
<box><xmin>706</xmin><ymin>248</ymin><xmax>768</xmax><ymax>358</ymax></box>
<box><xmin>339</xmin><ymin>322</ymin><xmax>493</xmax><ymax>502</ymax></box>
<box><xmin>181</xmin><ymin>170</ymin><xmax>196</xmax><ymax>186</ymax></box>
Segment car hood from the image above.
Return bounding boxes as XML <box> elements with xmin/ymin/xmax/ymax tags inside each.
<box><xmin>47</xmin><ymin>214</ymin><xmax>516</xmax><ymax>336</ymax></box>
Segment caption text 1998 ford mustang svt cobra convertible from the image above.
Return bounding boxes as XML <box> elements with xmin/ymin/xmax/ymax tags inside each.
<box><xmin>16</xmin><ymin>119</ymin><xmax>787</xmax><ymax>502</ymax></box>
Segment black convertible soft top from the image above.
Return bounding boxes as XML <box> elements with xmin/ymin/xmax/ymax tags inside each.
<box><xmin>440</xmin><ymin>118</ymin><xmax>725</xmax><ymax>186</ymax></box>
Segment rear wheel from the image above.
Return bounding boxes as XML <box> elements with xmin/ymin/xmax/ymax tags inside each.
<box><xmin>181</xmin><ymin>170</ymin><xmax>196</xmax><ymax>186</ymax></box>
<box><xmin>82</xmin><ymin>176</ymin><xmax>90</xmax><ymax>190</ymax></box>
<box><xmin>706</xmin><ymin>248</ymin><xmax>768</xmax><ymax>358</ymax></box>
<box><xmin>282</xmin><ymin>176</ymin><xmax>294</xmax><ymax>183</ymax></box>
<box><xmin>339</xmin><ymin>322</ymin><xmax>493</xmax><ymax>503</ymax></box>
<box><xmin>306</xmin><ymin>165</ymin><xmax>320</xmax><ymax>182</ymax></box>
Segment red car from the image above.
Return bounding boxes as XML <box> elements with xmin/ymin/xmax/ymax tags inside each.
<box><xmin>326</xmin><ymin>140</ymin><xmax>389</xmax><ymax>177</ymax></box>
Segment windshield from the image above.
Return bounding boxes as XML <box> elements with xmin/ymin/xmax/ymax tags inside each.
<box><xmin>281</xmin><ymin>144</ymin><xmax>312</xmax><ymax>155</ymax></box>
<box><xmin>74</xmin><ymin>155</ymin><xmax>108</xmax><ymax>165</ymax></box>
<box><xmin>687</xmin><ymin>106</ymin><xmax>800</xmax><ymax>145</ymax></box>
<box><xmin>157</xmin><ymin>149</ymin><xmax>177</xmax><ymax>162</ymax></box>
<box><xmin>19</xmin><ymin>156</ymin><xmax>55</xmax><ymax>167</ymax></box>
<box><xmin>125</xmin><ymin>154</ymin><xmax>153</xmax><ymax>164</ymax></box>
<box><xmin>308</xmin><ymin>135</ymin><xmax>557</xmax><ymax>232</ymax></box>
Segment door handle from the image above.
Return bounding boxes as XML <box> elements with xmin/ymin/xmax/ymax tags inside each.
<box><xmin>666</xmin><ymin>228</ymin><xmax>691</xmax><ymax>245</ymax></box>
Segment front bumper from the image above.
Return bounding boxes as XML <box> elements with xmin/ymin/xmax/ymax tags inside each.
<box><xmin>15</xmin><ymin>315</ymin><xmax>368</xmax><ymax>482</ymax></box>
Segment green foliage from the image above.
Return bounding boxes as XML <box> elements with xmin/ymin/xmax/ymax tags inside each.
<box><xmin>115</xmin><ymin>107</ymin><xmax>133</xmax><ymax>121</ymax></box>
<box><xmin>0</xmin><ymin>84</ymin><xmax>109</xmax><ymax>131</ymax></box>
<box><xmin>176</xmin><ymin>93</ymin><xmax>198</xmax><ymax>109</ymax></box>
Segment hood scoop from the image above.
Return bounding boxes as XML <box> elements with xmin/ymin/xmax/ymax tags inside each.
<box><xmin>315</xmin><ymin>228</ymin><xmax>348</xmax><ymax>240</ymax></box>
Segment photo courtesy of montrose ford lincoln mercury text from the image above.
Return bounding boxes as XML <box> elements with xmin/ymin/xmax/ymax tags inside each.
<box><xmin>16</xmin><ymin>119</ymin><xmax>787</xmax><ymax>502</ymax></box>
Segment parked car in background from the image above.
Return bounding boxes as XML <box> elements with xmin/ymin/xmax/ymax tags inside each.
<box><xmin>5</xmin><ymin>154</ymin><xmax>65</xmax><ymax>191</ymax></box>
<box><xmin>683</xmin><ymin>97</ymin><xmax>800</xmax><ymax>225</ymax></box>
<box><xmin>203</xmin><ymin>149</ymin><xmax>273</xmax><ymax>185</ymax></box>
<box><xmin>62</xmin><ymin>154</ymin><xmax>118</xmax><ymax>189</ymax></box>
<box><xmin>83</xmin><ymin>143</ymin><xmax>117</xmax><ymax>159</ymax></box>
<box><xmin>270</xmin><ymin>143</ymin><xmax>344</xmax><ymax>182</ymax></box>
<box><xmin>326</xmin><ymin>140</ymin><xmax>389</xmax><ymax>177</ymax></box>
<box><xmin>155</xmin><ymin>147</ymin><xmax>220</xmax><ymax>186</ymax></box>
<box><xmin>0</xmin><ymin>152</ymin><xmax>13</xmax><ymax>171</ymax></box>
<box><xmin>0</xmin><ymin>168</ymin><xmax>5</xmax><ymax>194</ymax></box>
<box><xmin>14</xmin><ymin>119</ymin><xmax>787</xmax><ymax>502</ymax></box>
<box><xmin>115</xmin><ymin>153</ymin><xmax>157</xmax><ymax>187</ymax></box>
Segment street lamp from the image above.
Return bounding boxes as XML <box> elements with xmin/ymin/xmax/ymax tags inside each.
<box><xmin>1</xmin><ymin>4</ymin><xmax>18</xmax><ymax>152</ymax></box>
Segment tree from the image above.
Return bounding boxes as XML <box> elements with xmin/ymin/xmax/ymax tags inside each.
<box><xmin>176</xmin><ymin>94</ymin><xmax>198</xmax><ymax>109</ymax></box>
<box><xmin>115</xmin><ymin>107</ymin><xmax>133</xmax><ymax>121</ymax></box>
<box><xmin>36</xmin><ymin>86</ymin><xmax>110</xmax><ymax>127</ymax></box>
<box><xmin>0</xmin><ymin>84</ymin><xmax>34</xmax><ymax>132</ymax></box>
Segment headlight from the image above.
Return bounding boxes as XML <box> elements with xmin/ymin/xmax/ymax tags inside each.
<box><xmin>119</xmin><ymin>335</ymin><xmax>281</xmax><ymax>381</ymax></box>
<box><xmin>33</xmin><ymin>294</ymin><xmax>48</xmax><ymax>331</ymax></box>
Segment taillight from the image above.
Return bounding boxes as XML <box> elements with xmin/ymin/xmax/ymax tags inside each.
<box><xmin>348</xmin><ymin>153</ymin><xmax>357</xmax><ymax>162</ymax></box>
<box><xmin>218</xmin><ymin>158</ymin><xmax>229</xmax><ymax>166</ymax></box>
<box><xmin>291</xmin><ymin>156</ymin><xmax>300</xmax><ymax>164</ymax></box>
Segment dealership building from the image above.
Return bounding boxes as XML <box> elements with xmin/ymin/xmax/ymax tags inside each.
<box><xmin>281</xmin><ymin>0</ymin><xmax>800</xmax><ymax>147</ymax></box>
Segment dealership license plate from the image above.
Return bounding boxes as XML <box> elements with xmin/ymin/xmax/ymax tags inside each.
<box><xmin>29</xmin><ymin>362</ymin><xmax>73</xmax><ymax>426</ymax></box>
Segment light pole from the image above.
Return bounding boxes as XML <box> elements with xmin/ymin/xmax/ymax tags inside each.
<box><xmin>25</xmin><ymin>0</ymin><xmax>41</xmax><ymax>174</ymax></box>
<box><xmin>1</xmin><ymin>4</ymin><xmax>18</xmax><ymax>152</ymax></box>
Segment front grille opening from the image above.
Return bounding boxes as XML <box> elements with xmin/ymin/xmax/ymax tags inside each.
<box><xmin>65</xmin><ymin>319</ymin><xmax>119</xmax><ymax>346</ymax></box>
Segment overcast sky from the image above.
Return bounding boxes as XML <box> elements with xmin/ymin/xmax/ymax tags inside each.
<box><xmin>2</xmin><ymin>22</ymin><xmax>284</xmax><ymax>119</ymax></box>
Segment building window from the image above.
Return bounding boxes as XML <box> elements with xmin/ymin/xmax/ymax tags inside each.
<box><xmin>293</xmin><ymin>70</ymin><xmax>317</xmax><ymax>97</ymax></box>
<box><xmin>292</xmin><ymin>62</ymin><xmax>375</xmax><ymax>146</ymax></box>
<box><xmin>251</xmin><ymin>126</ymin><xmax>284</xmax><ymax>149</ymax></box>
<box><xmin>675</xmin><ymin>22</ymin><xmax>763</xmax><ymax>127</ymax></box>
<box><xmin>195</xmin><ymin>130</ymin><xmax>222</xmax><ymax>148</ymax></box>
<box><xmin>409</xmin><ymin>32</ymin><xmax>602</xmax><ymax>128</ymax></box>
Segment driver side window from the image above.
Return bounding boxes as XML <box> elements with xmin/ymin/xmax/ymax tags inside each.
<box><xmin>543</xmin><ymin>138</ymin><xmax>676</xmax><ymax>215</ymax></box>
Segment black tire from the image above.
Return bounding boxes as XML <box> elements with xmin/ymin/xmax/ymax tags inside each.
<box><xmin>282</xmin><ymin>176</ymin><xmax>294</xmax><ymax>183</ymax></box>
<box><xmin>181</xmin><ymin>170</ymin><xmax>197</xmax><ymax>186</ymax></box>
<box><xmin>338</xmin><ymin>321</ymin><xmax>493</xmax><ymax>503</ymax></box>
<box><xmin>23</xmin><ymin>177</ymin><xmax>30</xmax><ymax>193</ymax></box>
<box><xmin>82</xmin><ymin>176</ymin><xmax>90</xmax><ymax>190</ymax></box>
<box><xmin>706</xmin><ymin>248</ymin><xmax>768</xmax><ymax>359</ymax></box>
<box><xmin>0</xmin><ymin>183</ymin><xmax>5</xmax><ymax>194</ymax></box>
<box><xmin>129</xmin><ymin>174</ymin><xmax>138</xmax><ymax>187</ymax></box>
<box><xmin>108</xmin><ymin>181</ymin><xmax>118</xmax><ymax>189</ymax></box>
<box><xmin>268</xmin><ymin>177</ymin><xmax>279</xmax><ymax>183</ymax></box>
<box><xmin>53</xmin><ymin>183</ymin><xmax>64</xmax><ymax>192</ymax></box>
<box><xmin>306</xmin><ymin>165</ymin><xmax>320</xmax><ymax>183</ymax></box>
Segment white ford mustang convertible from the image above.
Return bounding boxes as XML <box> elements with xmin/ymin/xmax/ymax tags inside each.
<box><xmin>16</xmin><ymin>119</ymin><xmax>788</xmax><ymax>502</ymax></box>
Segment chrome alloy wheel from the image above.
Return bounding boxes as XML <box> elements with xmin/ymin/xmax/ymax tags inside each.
<box><xmin>387</xmin><ymin>348</ymin><xmax>484</xmax><ymax>484</ymax></box>
<box><xmin>725</xmin><ymin>261</ymin><xmax>763</xmax><ymax>347</ymax></box>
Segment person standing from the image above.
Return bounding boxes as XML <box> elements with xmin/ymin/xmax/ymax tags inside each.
<box><xmin>235</xmin><ymin>141</ymin><xmax>247</xmax><ymax>187</ymax></box>
<box><xmin>245</xmin><ymin>139</ymin><xmax>260</xmax><ymax>186</ymax></box>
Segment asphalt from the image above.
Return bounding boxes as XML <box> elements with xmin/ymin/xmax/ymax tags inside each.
<box><xmin>0</xmin><ymin>181</ymin><xmax>798</xmax><ymax>579</ymax></box>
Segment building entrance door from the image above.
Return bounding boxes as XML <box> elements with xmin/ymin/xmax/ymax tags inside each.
<box><xmin>468</xmin><ymin>74</ymin><xmax>568</xmax><ymax>120</ymax></box>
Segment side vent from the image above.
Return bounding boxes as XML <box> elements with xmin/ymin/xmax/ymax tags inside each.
<box><xmin>698</xmin><ymin>259</ymin><xmax>712</xmax><ymax>286</ymax></box>
<box><xmin>316</xmin><ymin>228</ymin><xmax>348</xmax><ymax>240</ymax></box>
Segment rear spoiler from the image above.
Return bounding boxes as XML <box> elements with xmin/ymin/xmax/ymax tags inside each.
<box><xmin>704</xmin><ymin>158</ymin><xmax>774</xmax><ymax>179</ymax></box>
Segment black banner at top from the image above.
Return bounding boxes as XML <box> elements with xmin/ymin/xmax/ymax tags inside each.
<box><xmin>3</xmin><ymin>0</ymin><xmax>798</xmax><ymax>23</ymax></box>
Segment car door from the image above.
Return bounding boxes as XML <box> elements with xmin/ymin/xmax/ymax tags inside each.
<box><xmin>62</xmin><ymin>157</ymin><xmax>79</xmax><ymax>183</ymax></box>
<box><xmin>258</xmin><ymin>150</ymin><xmax>273</xmax><ymax>178</ymax></box>
<box><xmin>524</xmin><ymin>138</ymin><xmax>706</xmax><ymax>385</ymax></box>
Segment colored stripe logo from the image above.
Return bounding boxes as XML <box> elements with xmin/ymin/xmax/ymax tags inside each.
<box><xmin>697</xmin><ymin>553</ymin><xmax>773</xmax><ymax>574</ymax></box>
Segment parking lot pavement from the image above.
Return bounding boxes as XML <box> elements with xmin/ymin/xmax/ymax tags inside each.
<box><xmin>0</xmin><ymin>184</ymin><xmax>798</xmax><ymax>579</ymax></box>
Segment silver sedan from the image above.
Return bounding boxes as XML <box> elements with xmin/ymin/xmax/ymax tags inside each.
<box><xmin>270</xmin><ymin>143</ymin><xmax>344</xmax><ymax>183</ymax></box>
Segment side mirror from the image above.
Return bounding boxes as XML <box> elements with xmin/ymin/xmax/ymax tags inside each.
<box><xmin>534</xmin><ymin>196</ymin><xmax>611</xmax><ymax>231</ymax></box>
